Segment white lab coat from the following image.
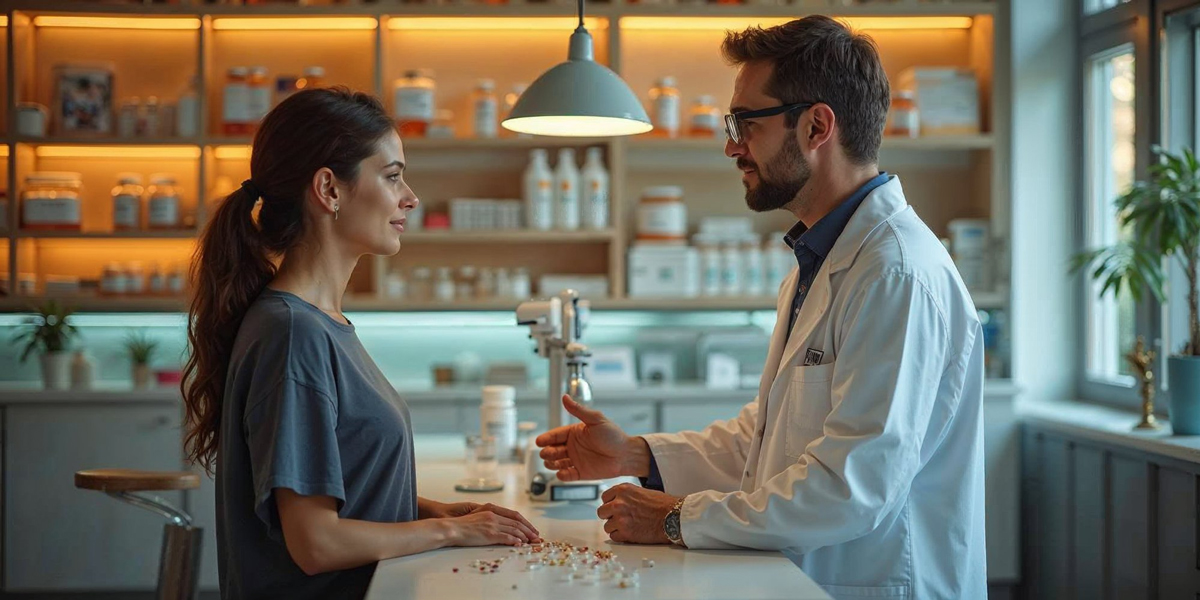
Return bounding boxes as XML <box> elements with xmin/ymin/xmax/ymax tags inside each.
<box><xmin>643</xmin><ymin>177</ymin><xmax>987</xmax><ymax>599</ymax></box>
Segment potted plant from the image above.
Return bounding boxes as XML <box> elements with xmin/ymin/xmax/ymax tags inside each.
<box><xmin>12</xmin><ymin>300</ymin><xmax>78</xmax><ymax>390</ymax></box>
<box><xmin>1072</xmin><ymin>146</ymin><xmax>1200</xmax><ymax>434</ymax></box>
<box><xmin>124</xmin><ymin>330</ymin><xmax>159</xmax><ymax>389</ymax></box>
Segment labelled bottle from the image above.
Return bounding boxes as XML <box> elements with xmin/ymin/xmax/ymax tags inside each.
<box><xmin>581</xmin><ymin>147</ymin><xmax>609</xmax><ymax>230</ymax></box>
<box><xmin>472</xmin><ymin>78</ymin><xmax>499</xmax><ymax>139</ymax></box>
<box><xmin>247</xmin><ymin>67</ymin><xmax>272</xmax><ymax>129</ymax></box>
<box><xmin>394</xmin><ymin>69</ymin><xmax>436</xmax><ymax>138</ymax></box>
<box><xmin>649</xmin><ymin>76</ymin><xmax>681</xmax><ymax>138</ymax></box>
<box><xmin>689</xmin><ymin>94</ymin><xmax>722</xmax><ymax>139</ymax></box>
<box><xmin>523</xmin><ymin>149</ymin><xmax>554</xmax><ymax>231</ymax></box>
<box><xmin>554</xmin><ymin>148</ymin><xmax>581</xmax><ymax>231</ymax></box>
<box><xmin>222</xmin><ymin>67</ymin><xmax>250</xmax><ymax>136</ymax></box>
<box><xmin>111</xmin><ymin>173</ymin><xmax>144</xmax><ymax>231</ymax></box>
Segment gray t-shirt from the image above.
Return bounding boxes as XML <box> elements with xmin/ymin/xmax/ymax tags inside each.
<box><xmin>216</xmin><ymin>288</ymin><xmax>417</xmax><ymax>600</ymax></box>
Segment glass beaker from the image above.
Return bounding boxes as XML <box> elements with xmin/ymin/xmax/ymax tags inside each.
<box><xmin>456</xmin><ymin>435</ymin><xmax>504</xmax><ymax>493</ymax></box>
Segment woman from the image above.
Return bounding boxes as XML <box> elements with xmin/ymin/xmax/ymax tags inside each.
<box><xmin>181</xmin><ymin>88</ymin><xmax>540</xmax><ymax>600</ymax></box>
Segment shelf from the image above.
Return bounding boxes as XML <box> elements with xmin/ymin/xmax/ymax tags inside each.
<box><xmin>12</xmin><ymin>1</ymin><xmax>996</xmax><ymax>19</ymax></box>
<box><xmin>204</xmin><ymin>136</ymin><xmax>613</xmax><ymax>151</ymax></box>
<box><xmin>401</xmin><ymin>230</ymin><xmax>616</xmax><ymax>243</ymax></box>
<box><xmin>11</xmin><ymin>137</ymin><xmax>202</xmax><ymax>147</ymax></box>
<box><xmin>15</xmin><ymin>230</ymin><xmax>198</xmax><ymax>240</ymax></box>
<box><xmin>625</xmin><ymin>134</ymin><xmax>995</xmax><ymax>152</ymax></box>
<box><xmin>0</xmin><ymin>296</ymin><xmax>187</xmax><ymax>313</ymax></box>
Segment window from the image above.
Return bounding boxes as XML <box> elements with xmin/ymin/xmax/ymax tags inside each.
<box><xmin>1086</xmin><ymin>0</ymin><xmax>1131</xmax><ymax>13</ymax></box>
<box><xmin>1084</xmin><ymin>48</ymin><xmax>1137</xmax><ymax>383</ymax></box>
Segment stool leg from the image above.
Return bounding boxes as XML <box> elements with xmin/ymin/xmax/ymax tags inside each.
<box><xmin>157</xmin><ymin>523</ymin><xmax>203</xmax><ymax>600</ymax></box>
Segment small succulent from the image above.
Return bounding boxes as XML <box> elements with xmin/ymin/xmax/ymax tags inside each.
<box><xmin>124</xmin><ymin>330</ymin><xmax>160</xmax><ymax>366</ymax></box>
<box><xmin>12</xmin><ymin>300</ymin><xmax>77</xmax><ymax>362</ymax></box>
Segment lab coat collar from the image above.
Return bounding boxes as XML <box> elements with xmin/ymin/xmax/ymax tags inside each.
<box><xmin>823</xmin><ymin>175</ymin><xmax>907</xmax><ymax>275</ymax></box>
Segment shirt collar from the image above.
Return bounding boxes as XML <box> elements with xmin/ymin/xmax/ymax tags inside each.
<box><xmin>783</xmin><ymin>172</ymin><xmax>890</xmax><ymax>259</ymax></box>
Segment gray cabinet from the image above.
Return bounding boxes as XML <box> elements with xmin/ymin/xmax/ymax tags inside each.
<box><xmin>4</xmin><ymin>404</ymin><xmax>184</xmax><ymax>591</ymax></box>
<box><xmin>1022</xmin><ymin>424</ymin><xmax>1200</xmax><ymax>599</ymax></box>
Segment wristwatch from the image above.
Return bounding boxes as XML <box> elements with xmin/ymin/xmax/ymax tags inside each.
<box><xmin>663</xmin><ymin>497</ymin><xmax>687</xmax><ymax>546</ymax></box>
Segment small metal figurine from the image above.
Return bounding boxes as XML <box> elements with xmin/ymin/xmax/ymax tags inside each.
<box><xmin>1124</xmin><ymin>336</ymin><xmax>1163</xmax><ymax>431</ymax></box>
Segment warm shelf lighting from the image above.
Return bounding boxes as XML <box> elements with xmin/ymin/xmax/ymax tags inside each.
<box><xmin>619</xmin><ymin>16</ymin><xmax>974</xmax><ymax>31</ymax></box>
<box><xmin>34</xmin><ymin>146</ymin><xmax>201</xmax><ymax>159</ymax></box>
<box><xmin>212</xmin><ymin>145</ymin><xmax>251</xmax><ymax>160</ymax></box>
<box><xmin>0</xmin><ymin>146</ymin><xmax>9</xmax><ymax>158</ymax></box>
<box><xmin>388</xmin><ymin>17</ymin><xmax>606</xmax><ymax>31</ymax></box>
<box><xmin>0</xmin><ymin>16</ymin><xmax>9</xmax><ymax>28</ymax></box>
<box><xmin>212</xmin><ymin>17</ymin><xmax>378</xmax><ymax>31</ymax></box>
<box><xmin>32</xmin><ymin>16</ymin><xmax>201</xmax><ymax>30</ymax></box>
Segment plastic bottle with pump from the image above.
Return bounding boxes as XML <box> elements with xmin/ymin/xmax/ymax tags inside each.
<box><xmin>554</xmin><ymin>148</ymin><xmax>581</xmax><ymax>231</ymax></box>
<box><xmin>581</xmin><ymin>147</ymin><xmax>609</xmax><ymax>230</ymax></box>
<box><xmin>523</xmin><ymin>149</ymin><xmax>554</xmax><ymax>231</ymax></box>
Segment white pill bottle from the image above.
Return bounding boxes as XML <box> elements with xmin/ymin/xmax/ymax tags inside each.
<box><xmin>480</xmin><ymin>385</ymin><xmax>518</xmax><ymax>462</ymax></box>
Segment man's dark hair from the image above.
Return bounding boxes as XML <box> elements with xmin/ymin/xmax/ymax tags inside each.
<box><xmin>722</xmin><ymin>16</ymin><xmax>890</xmax><ymax>164</ymax></box>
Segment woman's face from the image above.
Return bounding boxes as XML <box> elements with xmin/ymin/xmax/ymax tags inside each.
<box><xmin>339</xmin><ymin>129</ymin><xmax>419</xmax><ymax>257</ymax></box>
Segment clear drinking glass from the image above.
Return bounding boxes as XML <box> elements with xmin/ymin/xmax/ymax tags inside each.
<box><xmin>456</xmin><ymin>435</ymin><xmax>503</xmax><ymax>492</ymax></box>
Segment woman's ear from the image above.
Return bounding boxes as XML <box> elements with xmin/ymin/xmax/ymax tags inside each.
<box><xmin>311</xmin><ymin>167</ymin><xmax>340</xmax><ymax>218</ymax></box>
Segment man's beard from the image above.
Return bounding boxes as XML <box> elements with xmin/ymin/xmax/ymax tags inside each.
<box><xmin>740</xmin><ymin>135</ymin><xmax>810</xmax><ymax>213</ymax></box>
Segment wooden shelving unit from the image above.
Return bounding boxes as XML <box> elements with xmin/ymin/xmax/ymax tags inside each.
<box><xmin>0</xmin><ymin>0</ymin><xmax>1008</xmax><ymax>328</ymax></box>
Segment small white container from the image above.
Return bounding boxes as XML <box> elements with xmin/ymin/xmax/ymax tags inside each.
<box><xmin>512</xmin><ymin>268</ymin><xmax>532</xmax><ymax>299</ymax></box>
<box><xmin>481</xmin><ymin>385</ymin><xmax>518</xmax><ymax>463</ymax></box>
<box><xmin>167</xmin><ymin>267</ymin><xmax>186</xmax><ymax>295</ymax></box>
<box><xmin>693</xmin><ymin>233</ymin><xmax>722</xmax><ymax>297</ymax></box>
<box><xmin>741</xmin><ymin>234</ymin><xmax>765</xmax><ymax>296</ymax></box>
<box><xmin>101</xmin><ymin>263</ymin><xmax>128</xmax><ymax>296</ymax></box>
<box><xmin>434</xmin><ymin>267</ymin><xmax>456</xmax><ymax>302</ymax></box>
<box><xmin>720</xmin><ymin>239</ymin><xmax>743</xmax><ymax>296</ymax></box>
<box><xmin>147</xmin><ymin>174</ymin><xmax>181</xmax><ymax>230</ymax></box>
<box><xmin>16</xmin><ymin>103</ymin><xmax>48</xmax><ymax>137</ymax></box>
<box><xmin>637</xmin><ymin>186</ymin><xmax>687</xmax><ymax>241</ymax></box>
<box><xmin>554</xmin><ymin>148</ymin><xmax>581</xmax><ymax>231</ymax></box>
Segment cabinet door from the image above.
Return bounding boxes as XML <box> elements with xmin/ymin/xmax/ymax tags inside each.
<box><xmin>4</xmin><ymin>404</ymin><xmax>184</xmax><ymax>591</ymax></box>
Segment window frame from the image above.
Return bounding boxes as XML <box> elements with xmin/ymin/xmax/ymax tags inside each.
<box><xmin>1077</xmin><ymin>0</ymin><xmax>1200</xmax><ymax>408</ymax></box>
<box><xmin>1077</xmin><ymin>1</ymin><xmax>1154</xmax><ymax>407</ymax></box>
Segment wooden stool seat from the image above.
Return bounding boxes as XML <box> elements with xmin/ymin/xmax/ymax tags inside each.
<box><xmin>75</xmin><ymin>469</ymin><xmax>200</xmax><ymax>493</ymax></box>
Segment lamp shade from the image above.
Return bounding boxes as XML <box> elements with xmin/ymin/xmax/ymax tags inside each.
<box><xmin>502</xmin><ymin>29</ymin><xmax>652</xmax><ymax>137</ymax></box>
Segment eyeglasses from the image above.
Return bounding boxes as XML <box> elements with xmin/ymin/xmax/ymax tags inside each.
<box><xmin>723</xmin><ymin>102</ymin><xmax>816</xmax><ymax>145</ymax></box>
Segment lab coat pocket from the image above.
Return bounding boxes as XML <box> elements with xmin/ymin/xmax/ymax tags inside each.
<box><xmin>784</xmin><ymin>362</ymin><xmax>835</xmax><ymax>457</ymax></box>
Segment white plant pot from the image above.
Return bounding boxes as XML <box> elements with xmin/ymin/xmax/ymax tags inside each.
<box><xmin>40</xmin><ymin>352</ymin><xmax>70</xmax><ymax>391</ymax></box>
<box><xmin>133</xmin><ymin>363</ymin><xmax>154</xmax><ymax>389</ymax></box>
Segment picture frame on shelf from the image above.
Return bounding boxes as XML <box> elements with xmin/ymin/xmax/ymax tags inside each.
<box><xmin>53</xmin><ymin>63</ymin><xmax>115</xmax><ymax>136</ymax></box>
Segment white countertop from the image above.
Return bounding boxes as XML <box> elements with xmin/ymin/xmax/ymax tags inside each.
<box><xmin>365</xmin><ymin>436</ymin><xmax>831</xmax><ymax>600</ymax></box>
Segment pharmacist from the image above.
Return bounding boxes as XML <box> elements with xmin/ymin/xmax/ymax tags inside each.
<box><xmin>536</xmin><ymin>16</ymin><xmax>987</xmax><ymax>600</ymax></box>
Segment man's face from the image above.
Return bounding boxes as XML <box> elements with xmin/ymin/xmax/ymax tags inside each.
<box><xmin>724</xmin><ymin>61</ymin><xmax>811</xmax><ymax>213</ymax></box>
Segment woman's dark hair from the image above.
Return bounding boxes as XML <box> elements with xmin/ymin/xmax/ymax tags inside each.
<box><xmin>182</xmin><ymin>87</ymin><xmax>396</xmax><ymax>473</ymax></box>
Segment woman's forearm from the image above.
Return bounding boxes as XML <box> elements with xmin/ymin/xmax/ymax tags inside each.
<box><xmin>289</xmin><ymin>515</ymin><xmax>457</xmax><ymax>576</ymax></box>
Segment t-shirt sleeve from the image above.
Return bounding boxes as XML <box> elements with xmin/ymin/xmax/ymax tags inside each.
<box><xmin>244</xmin><ymin>377</ymin><xmax>344</xmax><ymax>540</ymax></box>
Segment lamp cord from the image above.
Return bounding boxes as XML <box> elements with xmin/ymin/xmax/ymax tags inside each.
<box><xmin>576</xmin><ymin>0</ymin><xmax>585</xmax><ymax>31</ymax></box>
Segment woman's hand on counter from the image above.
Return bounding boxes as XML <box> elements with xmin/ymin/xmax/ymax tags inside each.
<box><xmin>536</xmin><ymin>395</ymin><xmax>652</xmax><ymax>482</ymax></box>
<box><xmin>443</xmin><ymin>507</ymin><xmax>542</xmax><ymax>547</ymax></box>
<box><xmin>419</xmin><ymin>498</ymin><xmax>542</xmax><ymax>543</ymax></box>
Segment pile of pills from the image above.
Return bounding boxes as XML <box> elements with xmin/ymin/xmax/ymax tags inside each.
<box><xmin>453</xmin><ymin>541</ymin><xmax>643</xmax><ymax>588</ymax></box>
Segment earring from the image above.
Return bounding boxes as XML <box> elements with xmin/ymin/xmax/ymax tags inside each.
<box><xmin>334</xmin><ymin>204</ymin><xmax>339</xmax><ymax>221</ymax></box>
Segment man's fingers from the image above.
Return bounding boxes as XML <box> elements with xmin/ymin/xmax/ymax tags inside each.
<box><xmin>556</xmin><ymin>466</ymin><xmax>581</xmax><ymax>482</ymax></box>
<box><xmin>596</xmin><ymin>502</ymin><xmax>614</xmax><ymax>520</ymax></box>
<box><xmin>539</xmin><ymin>446</ymin><xmax>570</xmax><ymax>462</ymax></box>
<box><xmin>603</xmin><ymin>519</ymin><xmax>618</xmax><ymax>534</ymax></box>
<box><xmin>535</xmin><ymin>426</ymin><xmax>573</xmax><ymax>448</ymax></box>
<box><xmin>562</xmin><ymin>395</ymin><xmax>607</xmax><ymax>426</ymax></box>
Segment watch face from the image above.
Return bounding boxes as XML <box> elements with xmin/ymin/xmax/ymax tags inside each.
<box><xmin>665</xmin><ymin>511</ymin><xmax>682</xmax><ymax>542</ymax></box>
